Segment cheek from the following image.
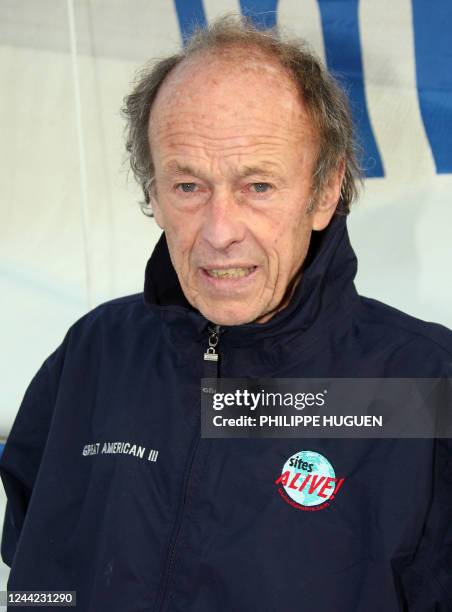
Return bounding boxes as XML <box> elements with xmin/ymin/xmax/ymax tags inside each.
<box><xmin>266</xmin><ymin>214</ymin><xmax>296</xmax><ymax>256</ymax></box>
<box><xmin>272</xmin><ymin>215</ymin><xmax>311</xmax><ymax>274</ymax></box>
<box><xmin>165</xmin><ymin>214</ymin><xmax>198</xmax><ymax>254</ymax></box>
<box><xmin>166</xmin><ymin>221</ymin><xmax>207</xmax><ymax>289</ymax></box>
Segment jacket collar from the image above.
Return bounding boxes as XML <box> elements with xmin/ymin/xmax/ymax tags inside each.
<box><xmin>143</xmin><ymin>213</ymin><xmax>358</xmax><ymax>343</ymax></box>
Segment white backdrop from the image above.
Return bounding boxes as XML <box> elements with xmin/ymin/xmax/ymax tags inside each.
<box><xmin>1</xmin><ymin>0</ymin><xmax>452</xmax><ymax>435</ymax></box>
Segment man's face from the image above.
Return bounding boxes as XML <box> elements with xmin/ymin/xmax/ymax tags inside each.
<box><xmin>149</xmin><ymin>49</ymin><xmax>343</xmax><ymax>326</ymax></box>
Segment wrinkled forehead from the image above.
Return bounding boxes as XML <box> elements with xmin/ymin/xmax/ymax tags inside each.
<box><xmin>148</xmin><ymin>47</ymin><xmax>315</xmax><ymax>145</ymax></box>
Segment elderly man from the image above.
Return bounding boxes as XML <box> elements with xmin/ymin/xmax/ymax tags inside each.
<box><xmin>1</xmin><ymin>15</ymin><xmax>451</xmax><ymax>612</ymax></box>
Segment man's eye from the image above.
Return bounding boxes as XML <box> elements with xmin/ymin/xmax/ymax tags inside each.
<box><xmin>176</xmin><ymin>183</ymin><xmax>198</xmax><ymax>193</ymax></box>
<box><xmin>250</xmin><ymin>183</ymin><xmax>272</xmax><ymax>193</ymax></box>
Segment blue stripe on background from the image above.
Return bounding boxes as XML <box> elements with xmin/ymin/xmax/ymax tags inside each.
<box><xmin>173</xmin><ymin>0</ymin><xmax>384</xmax><ymax>176</ymax></box>
<box><xmin>0</xmin><ymin>444</ymin><xmax>4</xmax><ymax>460</ymax></box>
<box><xmin>412</xmin><ymin>0</ymin><xmax>452</xmax><ymax>174</ymax></box>
<box><xmin>173</xmin><ymin>0</ymin><xmax>207</xmax><ymax>45</ymax></box>
<box><xmin>239</xmin><ymin>0</ymin><xmax>279</xmax><ymax>29</ymax></box>
<box><xmin>317</xmin><ymin>0</ymin><xmax>384</xmax><ymax>178</ymax></box>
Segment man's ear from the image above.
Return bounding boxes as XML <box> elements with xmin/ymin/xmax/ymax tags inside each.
<box><xmin>148</xmin><ymin>179</ymin><xmax>165</xmax><ymax>229</ymax></box>
<box><xmin>311</xmin><ymin>159</ymin><xmax>346</xmax><ymax>231</ymax></box>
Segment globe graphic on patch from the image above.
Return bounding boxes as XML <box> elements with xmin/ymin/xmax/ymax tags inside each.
<box><xmin>282</xmin><ymin>450</ymin><xmax>335</xmax><ymax>507</ymax></box>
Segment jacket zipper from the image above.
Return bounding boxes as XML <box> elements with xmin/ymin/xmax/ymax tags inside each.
<box><xmin>155</xmin><ymin>324</ymin><xmax>221</xmax><ymax>612</ymax></box>
<box><xmin>203</xmin><ymin>324</ymin><xmax>221</xmax><ymax>376</ymax></box>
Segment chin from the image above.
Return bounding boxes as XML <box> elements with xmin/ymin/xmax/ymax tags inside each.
<box><xmin>199</xmin><ymin>305</ymin><xmax>260</xmax><ymax>327</ymax></box>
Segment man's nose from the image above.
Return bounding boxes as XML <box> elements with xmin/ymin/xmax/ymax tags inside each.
<box><xmin>201</xmin><ymin>188</ymin><xmax>246</xmax><ymax>251</ymax></box>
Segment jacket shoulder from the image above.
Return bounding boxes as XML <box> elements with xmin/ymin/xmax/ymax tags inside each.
<box><xmin>69</xmin><ymin>292</ymin><xmax>155</xmax><ymax>329</ymax></box>
<box><xmin>358</xmin><ymin>296</ymin><xmax>452</xmax><ymax>371</ymax></box>
<box><xmin>79</xmin><ymin>291</ymin><xmax>148</xmax><ymax>317</ymax></box>
<box><xmin>44</xmin><ymin>292</ymin><xmax>162</xmax><ymax>363</ymax></box>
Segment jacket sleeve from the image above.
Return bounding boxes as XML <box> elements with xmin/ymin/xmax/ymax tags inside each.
<box><xmin>0</xmin><ymin>339</ymin><xmax>67</xmax><ymax>568</ymax></box>
<box><xmin>397</xmin><ymin>436</ymin><xmax>452</xmax><ymax>611</ymax></box>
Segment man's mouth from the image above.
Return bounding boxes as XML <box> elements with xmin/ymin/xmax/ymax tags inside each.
<box><xmin>204</xmin><ymin>266</ymin><xmax>257</xmax><ymax>279</ymax></box>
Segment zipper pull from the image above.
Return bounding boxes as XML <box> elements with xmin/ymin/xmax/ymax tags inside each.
<box><xmin>203</xmin><ymin>324</ymin><xmax>221</xmax><ymax>380</ymax></box>
<box><xmin>202</xmin><ymin>324</ymin><xmax>221</xmax><ymax>394</ymax></box>
<box><xmin>204</xmin><ymin>324</ymin><xmax>220</xmax><ymax>362</ymax></box>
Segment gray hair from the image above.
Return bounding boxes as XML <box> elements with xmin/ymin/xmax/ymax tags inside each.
<box><xmin>122</xmin><ymin>13</ymin><xmax>362</xmax><ymax>215</ymax></box>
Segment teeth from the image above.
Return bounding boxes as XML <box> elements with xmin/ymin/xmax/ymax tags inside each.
<box><xmin>207</xmin><ymin>267</ymin><xmax>254</xmax><ymax>279</ymax></box>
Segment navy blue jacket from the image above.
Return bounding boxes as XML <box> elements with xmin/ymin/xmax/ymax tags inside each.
<box><xmin>1</xmin><ymin>215</ymin><xmax>452</xmax><ymax>611</ymax></box>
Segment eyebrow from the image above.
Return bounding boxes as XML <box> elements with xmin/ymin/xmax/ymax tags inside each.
<box><xmin>239</xmin><ymin>164</ymin><xmax>282</xmax><ymax>178</ymax></box>
<box><xmin>163</xmin><ymin>161</ymin><xmax>205</xmax><ymax>178</ymax></box>
<box><xmin>162</xmin><ymin>160</ymin><xmax>284</xmax><ymax>180</ymax></box>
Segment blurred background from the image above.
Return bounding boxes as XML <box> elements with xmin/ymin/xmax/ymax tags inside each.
<box><xmin>1</xmin><ymin>0</ymin><xmax>451</xmax><ymax>592</ymax></box>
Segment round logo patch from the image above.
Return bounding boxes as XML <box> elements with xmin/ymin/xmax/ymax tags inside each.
<box><xmin>275</xmin><ymin>450</ymin><xmax>345</xmax><ymax>511</ymax></box>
